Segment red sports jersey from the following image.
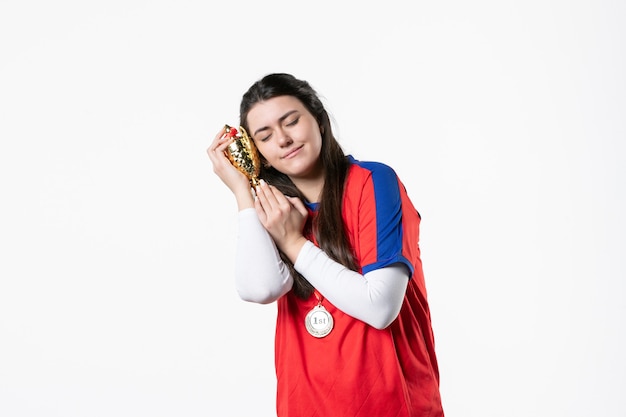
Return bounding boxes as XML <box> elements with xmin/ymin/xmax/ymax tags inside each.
<box><xmin>275</xmin><ymin>156</ymin><xmax>443</xmax><ymax>417</ymax></box>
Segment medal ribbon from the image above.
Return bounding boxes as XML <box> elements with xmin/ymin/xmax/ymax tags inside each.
<box><xmin>313</xmin><ymin>290</ymin><xmax>324</xmax><ymax>306</ymax></box>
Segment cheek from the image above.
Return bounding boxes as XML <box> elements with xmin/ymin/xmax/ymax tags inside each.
<box><xmin>313</xmin><ymin>133</ymin><xmax>324</xmax><ymax>153</ymax></box>
<box><xmin>254</xmin><ymin>143</ymin><xmax>273</xmax><ymax>162</ymax></box>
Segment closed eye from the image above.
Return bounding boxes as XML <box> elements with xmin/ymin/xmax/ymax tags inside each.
<box><xmin>285</xmin><ymin>116</ymin><xmax>299</xmax><ymax>127</ymax></box>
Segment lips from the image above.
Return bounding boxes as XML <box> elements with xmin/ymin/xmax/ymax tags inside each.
<box><xmin>282</xmin><ymin>145</ymin><xmax>303</xmax><ymax>159</ymax></box>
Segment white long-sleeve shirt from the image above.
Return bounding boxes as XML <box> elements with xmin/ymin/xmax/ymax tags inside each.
<box><xmin>234</xmin><ymin>208</ymin><xmax>409</xmax><ymax>329</ymax></box>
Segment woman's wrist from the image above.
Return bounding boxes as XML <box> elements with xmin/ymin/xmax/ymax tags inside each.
<box><xmin>234</xmin><ymin>186</ymin><xmax>255</xmax><ymax>210</ymax></box>
<box><xmin>281</xmin><ymin>235</ymin><xmax>309</xmax><ymax>264</ymax></box>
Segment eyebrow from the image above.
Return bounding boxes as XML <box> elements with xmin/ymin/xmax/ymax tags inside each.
<box><xmin>253</xmin><ymin>110</ymin><xmax>300</xmax><ymax>137</ymax></box>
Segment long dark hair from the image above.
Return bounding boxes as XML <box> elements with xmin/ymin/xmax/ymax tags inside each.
<box><xmin>239</xmin><ymin>73</ymin><xmax>358</xmax><ymax>299</ymax></box>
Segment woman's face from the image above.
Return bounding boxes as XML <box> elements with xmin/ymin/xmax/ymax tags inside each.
<box><xmin>246</xmin><ymin>95</ymin><xmax>323</xmax><ymax>181</ymax></box>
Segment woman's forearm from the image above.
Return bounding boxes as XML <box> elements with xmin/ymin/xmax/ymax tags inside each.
<box><xmin>294</xmin><ymin>241</ymin><xmax>409</xmax><ymax>329</ymax></box>
<box><xmin>234</xmin><ymin>208</ymin><xmax>293</xmax><ymax>304</ymax></box>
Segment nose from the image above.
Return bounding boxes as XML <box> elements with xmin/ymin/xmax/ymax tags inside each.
<box><xmin>276</xmin><ymin>128</ymin><xmax>293</xmax><ymax>147</ymax></box>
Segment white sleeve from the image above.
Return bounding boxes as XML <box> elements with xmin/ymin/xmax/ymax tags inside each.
<box><xmin>294</xmin><ymin>241</ymin><xmax>409</xmax><ymax>329</ymax></box>
<box><xmin>234</xmin><ymin>208</ymin><xmax>293</xmax><ymax>304</ymax></box>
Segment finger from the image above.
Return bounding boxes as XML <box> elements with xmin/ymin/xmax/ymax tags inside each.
<box><xmin>211</xmin><ymin>126</ymin><xmax>227</xmax><ymax>146</ymax></box>
<box><xmin>267</xmin><ymin>184</ymin><xmax>290</xmax><ymax>206</ymax></box>
<box><xmin>207</xmin><ymin>129</ymin><xmax>237</xmax><ymax>165</ymax></box>
<box><xmin>208</xmin><ymin>126</ymin><xmax>233</xmax><ymax>153</ymax></box>
<box><xmin>207</xmin><ymin>140</ymin><xmax>231</xmax><ymax>164</ymax></box>
<box><xmin>254</xmin><ymin>194</ymin><xmax>267</xmax><ymax>223</ymax></box>
<box><xmin>286</xmin><ymin>196</ymin><xmax>308</xmax><ymax>217</ymax></box>
<box><xmin>256</xmin><ymin>180</ymin><xmax>284</xmax><ymax>211</ymax></box>
<box><xmin>254</xmin><ymin>180</ymin><xmax>275</xmax><ymax>211</ymax></box>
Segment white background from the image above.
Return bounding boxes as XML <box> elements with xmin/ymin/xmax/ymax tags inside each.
<box><xmin>1</xmin><ymin>1</ymin><xmax>624</xmax><ymax>416</ymax></box>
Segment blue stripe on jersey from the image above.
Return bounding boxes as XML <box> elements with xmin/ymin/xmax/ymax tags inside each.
<box><xmin>349</xmin><ymin>157</ymin><xmax>413</xmax><ymax>276</ymax></box>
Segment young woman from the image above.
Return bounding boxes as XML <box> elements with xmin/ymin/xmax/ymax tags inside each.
<box><xmin>207</xmin><ymin>73</ymin><xmax>444</xmax><ymax>417</ymax></box>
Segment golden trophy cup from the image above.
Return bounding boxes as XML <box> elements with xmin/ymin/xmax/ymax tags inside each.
<box><xmin>224</xmin><ymin>124</ymin><xmax>261</xmax><ymax>187</ymax></box>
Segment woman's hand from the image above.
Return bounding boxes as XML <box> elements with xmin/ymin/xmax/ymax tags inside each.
<box><xmin>207</xmin><ymin>126</ymin><xmax>254</xmax><ymax>210</ymax></box>
<box><xmin>254</xmin><ymin>180</ymin><xmax>309</xmax><ymax>262</ymax></box>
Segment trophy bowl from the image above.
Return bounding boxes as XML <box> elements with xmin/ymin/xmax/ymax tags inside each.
<box><xmin>224</xmin><ymin>124</ymin><xmax>261</xmax><ymax>187</ymax></box>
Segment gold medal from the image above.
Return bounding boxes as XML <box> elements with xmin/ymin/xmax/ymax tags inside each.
<box><xmin>305</xmin><ymin>295</ymin><xmax>334</xmax><ymax>338</ymax></box>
